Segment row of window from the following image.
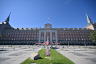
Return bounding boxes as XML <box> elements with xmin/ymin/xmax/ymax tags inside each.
<box><xmin>58</xmin><ymin>38</ymin><xmax>90</xmax><ymax>40</ymax></box>
<box><xmin>0</xmin><ymin>38</ymin><xmax>38</xmax><ymax>40</ymax></box>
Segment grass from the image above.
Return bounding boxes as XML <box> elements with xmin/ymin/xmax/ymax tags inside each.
<box><xmin>21</xmin><ymin>58</ymin><xmax>35</xmax><ymax>64</ymax></box>
<box><xmin>21</xmin><ymin>49</ymin><xmax>75</xmax><ymax>64</ymax></box>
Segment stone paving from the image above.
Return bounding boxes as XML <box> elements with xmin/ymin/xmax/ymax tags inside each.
<box><xmin>0</xmin><ymin>45</ymin><xmax>96</xmax><ymax>64</ymax></box>
<box><xmin>57</xmin><ymin>46</ymin><xmax>96</xmax><ymax>64</ymax></box>
<box><xmin>0</xmin><ymin>45</ymin><xmax>41</xmax><ymax>64</ymax></box>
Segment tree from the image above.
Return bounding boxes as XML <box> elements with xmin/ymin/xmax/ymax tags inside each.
<box><xmin>90</xmin><ymin>31</ymin><xmax>96</xmax><ymax>42</ymax></box>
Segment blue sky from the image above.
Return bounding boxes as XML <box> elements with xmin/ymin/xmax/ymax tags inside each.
<box><xmin>0</xmin><ymin>0</ymin><xmax>96</xmax><ymax>28</ymax></box>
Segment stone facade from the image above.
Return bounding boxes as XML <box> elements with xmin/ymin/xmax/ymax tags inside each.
<box><xmin>0</xmin><ymin>15</ymin><xmax>96</xmax><ymax>45</ymax></box>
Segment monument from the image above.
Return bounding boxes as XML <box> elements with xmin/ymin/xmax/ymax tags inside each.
<box><xmin>44</xmin><ymin>37</ymin><xmax>50</xmax><ymax>56</ymax></box>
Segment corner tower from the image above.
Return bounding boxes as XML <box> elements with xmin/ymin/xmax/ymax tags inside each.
<box><xmin>85</xmin><ymin>14</ymin><xmax>95</xmax><ymax>30</ymax></box>
<box><xmin>0</xmin><ymin>13</ymin><xmax>13</xmax><ymax>30</ymax></box>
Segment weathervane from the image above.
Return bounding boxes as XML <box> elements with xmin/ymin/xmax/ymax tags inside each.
<box><xmin>47</xmin><ymin>17</ymin><xmax>52</xmax><ymax>23</ymax></box>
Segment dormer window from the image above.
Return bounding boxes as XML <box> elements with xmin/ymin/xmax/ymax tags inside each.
<box><xmin>3</xmin><ymin>21</ymin><xmax>7</xmax><ymax>24</ymax></box>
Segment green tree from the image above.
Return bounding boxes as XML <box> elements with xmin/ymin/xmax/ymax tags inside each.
<box><xmin>90</xmin><ymin>31</ymin><xmax>96</xmax><ymax>42</ymax></box>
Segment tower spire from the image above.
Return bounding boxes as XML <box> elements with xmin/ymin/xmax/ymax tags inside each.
<box><xmin>5</xmin><ymin>12</ymin><xmax>11</xmax><ymax>23</ymax></box>
<box><xmin>86</xmin><ymin>14</ymin><xmax>93</xmax><ymax>24</ymax></box>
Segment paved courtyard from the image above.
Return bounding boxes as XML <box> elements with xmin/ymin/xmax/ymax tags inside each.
<box><xmin>0</xmin><ymin>45</ymin><xmax>41</xmax><ymax>64</ymax></box>
<box><xmin>0</xmin><ymin>45</ymin><xmax>96</xmax><ymax>64</ymax></box>
<box><xmin>57</xmin><ymin>46</ymin><xmax>96</xmax><ymax>64</ymax></box>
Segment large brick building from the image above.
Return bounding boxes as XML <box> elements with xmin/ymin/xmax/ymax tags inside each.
<box><xmin>0</xmin><ymin>14</ymin><xmax>96</xmax><ymax>45</ymax></box>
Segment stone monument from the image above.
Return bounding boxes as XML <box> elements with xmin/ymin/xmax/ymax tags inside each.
<box><xmin>44</xmin><ymin>37</ymin><xmax>50</xmax><ymax>56</ymax></box>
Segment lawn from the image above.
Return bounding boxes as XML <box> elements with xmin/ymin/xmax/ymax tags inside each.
<box><xmin>21</xmin><ymin>49</ymin><xmax>74</xmax><ymax>64</ymax></box>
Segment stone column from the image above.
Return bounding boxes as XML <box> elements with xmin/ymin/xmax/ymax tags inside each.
<box><xmin>50</xmin><ymin>31</ymin><xmax>52</xmax><ymax>44</ymax></box>
<box><xmin>39</xmin><ymin>31</ymin><xmax>41</xmax><ymax>43</ymax></box>
<box><xmin>44</xmin><ymin>31</ymin><xmax>46</xmax><ymax>42</ymax></box>
<box><xmin>55</xmin><ymin>31</ymin><xmax>58</xmax><ymax>43</ymax></box>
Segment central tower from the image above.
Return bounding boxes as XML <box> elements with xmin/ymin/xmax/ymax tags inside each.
<box><xmin>38</xmin><ymin>23</ymin><xmax>58</xmax><ymax>44</ymax></box>
<box><xmin>44</xmin><ymin>23</ymin><xmax>52</xmax><ymax>28</ymax></box>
